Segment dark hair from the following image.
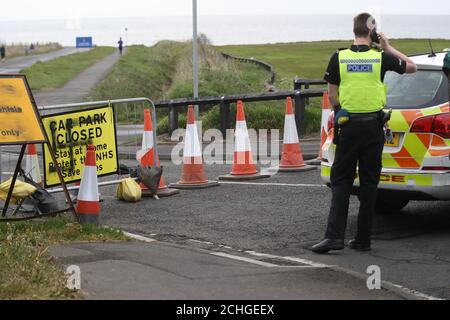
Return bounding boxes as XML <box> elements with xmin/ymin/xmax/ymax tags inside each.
<box><xmin>354</xmin><ymin>13</ymin><xmax>375</xmax><ymax>37</ymax></box>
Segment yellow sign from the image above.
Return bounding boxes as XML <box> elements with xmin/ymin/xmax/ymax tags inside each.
<box><xmin>384</xmin><ymin>133</ymin><xmax>401</xmax><ymax>148</ymax></box>
<box><xmin>0</xmin><ymin>75</ymin><xmax>46</xmax><ymax>144</ymax></box>
<box><xmin>42</xmin><ymin>106</ymin><xmax>119</xmax><ymax>187</ymax></box>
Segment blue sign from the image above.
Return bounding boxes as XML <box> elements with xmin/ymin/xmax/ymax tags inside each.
<box><xmin>347</xmin><ymin>64</ymin><xmax>373</xmax><ymax>73</ymax></box>
<box><xmin>76</xmin><ymin>37</ymin><xmax>93</xmax><ymax>48</ymax></box>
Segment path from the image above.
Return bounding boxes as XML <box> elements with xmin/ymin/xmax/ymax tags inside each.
<box><xmin>35</xmin><ymin>49</ymin><xmax>125</xmax><ymax>107</ymax></box>
<box><xmin>0</xmin><ymin>47</ymin><xmax>84</xmax><ymax>74</ymax></box>
<box><xmin>50</xmin><ymin>240</ymin><xmax>402</xmax><ymax>300</ymax></box>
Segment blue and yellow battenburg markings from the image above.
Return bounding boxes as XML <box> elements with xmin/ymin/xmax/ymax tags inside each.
<box><xmin>321</xmin><ymin>165</ymin><xmax>433</xmax><ymax>186</ymax></box>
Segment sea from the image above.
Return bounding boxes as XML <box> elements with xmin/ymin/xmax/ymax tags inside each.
<box><xmin>0</xmin><ymin>14</ymin><xmax>449</xmax><ymax>47</ymax></box>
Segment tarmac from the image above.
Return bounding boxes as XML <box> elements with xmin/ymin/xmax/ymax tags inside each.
<box><xmin>49</xmin><ymin>240</ymin><xmax>402</xmax><ymax>300</ymax></box>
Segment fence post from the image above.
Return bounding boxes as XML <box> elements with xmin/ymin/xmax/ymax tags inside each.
<box><xmin>220</xmin><ymin>97</ymin><xmax>231</xmax><ymax>139</ymax></box>
<box><xmin>294</xmin><ymin>91</ymin><xmax>306</xmax><ymax>137</ymax></box>
<box><xmin>168</xmin><ymin>102</ymin><xmax>178</xmax><ymax>136</ymax></box>
<box><xmin>294</xmin><ymin>78</ymin><xmax>302</xmax><ymax>91</ymax></box>
<box><xmin>304</xmin><ymin>80</ymin><xmax>310</xmax><ymax>106</ymax></box>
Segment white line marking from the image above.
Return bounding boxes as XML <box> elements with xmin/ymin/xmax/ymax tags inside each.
<box><xmin>212</xmin><ymin>252</ymin><xmax>279</xmax><ymax>268</ymax></box>
<box><xmin>123</xmin><ymin>232</ymin><xmax>157</xmax><ymax>243</ymax></box>
<box><xmin>246</xmin><ymin>250</ymin><xmax>441</xmax><ymax>300</ymax></box>
<box><xmin>121</xmin><ymin>232</ymin><xmax>442</xmax><ymax>300</ymax></box>
<box><xmin>246</xmin><ymin>251</ymin><xmax>331</xmax><ymax>268</ymax></box>
<box><xmin>188</xmin><ymin>239</ymin><xmax>214</xmax><ymax>246</ymax></box>
<box><xmin>382</xmin><ymin>281</ymin><xmax>442</xmax><ymax>301</ymax></box>
<box><xmin>212</xmin><ymin>252</ymin><xmax>330</xmax><ymax>269</ymax></box>
<box><xmin>219</xmin><ymin>182</ymin><xmax>326</xmax><ymax>188</ymax></box>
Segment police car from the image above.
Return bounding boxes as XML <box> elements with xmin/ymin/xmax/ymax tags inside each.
<box><xmin>321</xmin><ymin>52</ymin><xmax>450</xmax><ymax>213</ymax></box>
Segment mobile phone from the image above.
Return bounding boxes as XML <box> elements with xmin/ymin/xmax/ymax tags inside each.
<box><xmin>371</xmin><ymin>29</ymin><xmax>380</xmax><ymax>44</ymax></box>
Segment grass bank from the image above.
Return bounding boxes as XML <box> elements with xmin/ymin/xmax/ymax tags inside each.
<box><xmin>88</xmin><ymin>39</ymin><xmax>274</xmax><ymax>133</ymax></box>
<box><xmin>0</xmin><ymin>216</ymin><xmax>129</xmax><ymax>300</ymax></box>
<box><xmin>3</xmin><ymin>42</ymin><xmax>62</xmax><ymax>59</ymax></box>
<box><xmin>87</xmin><ymin>42</ymin><xmax>187</xmax><ymax>102</ymax></box>
<box><xmin>218</xmin><ymin>39</ymin><xmax>450</xmax><ymax>88</ymax></box>
<box><xmin>21</xmin><ymin>47</ymin><xmax>115</xmax><ymax>90</ymax></box>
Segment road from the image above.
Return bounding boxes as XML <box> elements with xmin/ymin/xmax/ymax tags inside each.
<box><xmin>76</xmin><ymin>159</ymin><xmax>449</xmax><ymax>300</ymax></box>
<box><xmin>2</xmin><ymin>141</ymin><xmax>449</xmax><ymax>299</ymax></box>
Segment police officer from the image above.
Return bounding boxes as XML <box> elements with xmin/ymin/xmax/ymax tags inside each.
<box><xmin>312</xmin><ymin>13</ymin><xmax>417</xmax><ymax>254</ymax></box>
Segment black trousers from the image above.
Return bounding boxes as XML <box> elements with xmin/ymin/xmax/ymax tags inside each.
<box><xmin>325</xmin><ymin>118</ymin><xmax>385</xmax><ymax>243</ymax></box>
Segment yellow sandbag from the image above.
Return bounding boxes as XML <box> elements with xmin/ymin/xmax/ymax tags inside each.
<box><xmin>0</xmin><ymin>178</ymin><xmax>37</xmax><ymax>204</ymax></box>
<box><xmin>116</xmin><ymin>178</ymin><xmax>142</xmax><ymax>202</ymax></box>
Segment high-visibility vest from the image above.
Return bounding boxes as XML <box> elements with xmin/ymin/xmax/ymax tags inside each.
<box><xmin>338</xmin><ymin>49</ymin><xmax>387</xmax><ymax>113</ymax></box>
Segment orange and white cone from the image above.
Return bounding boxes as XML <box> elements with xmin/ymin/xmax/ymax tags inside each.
<box><xmin>25</xmin><ymin>144</ymin><xmax>42</xmax><ymax>185</ymax></box>
<box><xmin>170</xmin><ymin>106</ymin><xmax>219</xmax><ymax>189</ymax></box>
<box><xmin>308</xmin><ymin>91</ymin><xmax>331</xmax><ymax>165</ymax></box>
<box><xmin>76</xmin><ymin>145</ymin><xmax>100</xmax><ymax>225</ymax></box>
<box><xmin>279</xmin><ymin>98</ymin><xmax>315</xmax><ymax>172</ymax></box>
<box><xmin>136</xmin><ymin>109</ymin><xmax>179</xmax><ymax>197</ymax></box>
<box><xmin>219</xmin><ymin>101</ymin><xmax>270</xmax><ymax>181</ymax></box>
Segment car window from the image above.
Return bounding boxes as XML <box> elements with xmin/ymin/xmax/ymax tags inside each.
<box><xmin>385</xmin><ymin>70</ymin><xmax>448</xmax><ymax>109</ymax></box>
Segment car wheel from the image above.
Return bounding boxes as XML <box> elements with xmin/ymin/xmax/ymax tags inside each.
<box><xmin>375</xmin><ymin>196</ymin><xmax>409</xmax><ymax>214</ymax></box>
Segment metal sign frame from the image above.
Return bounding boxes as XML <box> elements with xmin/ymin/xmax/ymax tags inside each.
<box><xmin>0</xmin><ymin>74</ymin><xmax>77</xmax><ymax>221</ymax></box>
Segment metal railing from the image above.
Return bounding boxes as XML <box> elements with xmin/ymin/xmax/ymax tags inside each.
<box><xmin>38</xmin><ymin>97</ymin><xmax>159</xmax><ymax>164</ymax></box>
<box><xmin>294</xmin><ymin>78</ymin><xmax>328</xmax><ymax>90</ymax></box>
<box><xmin>0</xmin><ymin>98</ymin><xmax>158</xmax><ymax>189</ymax></box>
<box><xmin>154</xmin><ymin>88</ymin><xmax>326</xmax><ymax>138</ymax></box>
<box><xmin>221</xmin><ymin>52</ymin><xmax>276</xmax><ymax>85</ymax></box>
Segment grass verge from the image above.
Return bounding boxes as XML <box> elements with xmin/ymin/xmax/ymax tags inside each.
<box><xmin>0</xmin><ymin>216</ymin><xmax>129</xmax><ymax>300</ymax></box>
<box><xmin>21</xmin><ymin>47</ymin><xmax>116</xmax><ymax>90</ymax></box>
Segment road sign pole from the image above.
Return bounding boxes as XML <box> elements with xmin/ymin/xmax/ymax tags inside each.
<box><xmin>193</xmin><ymin>0</ymin><xmax>199</xmax><ymax>121</ymax></box>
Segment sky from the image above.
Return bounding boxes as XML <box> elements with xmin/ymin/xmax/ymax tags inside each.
<box><xmin>1</xmin><ymin>0</ymin><xmax>450</xmax><ymax>21</ymax></box>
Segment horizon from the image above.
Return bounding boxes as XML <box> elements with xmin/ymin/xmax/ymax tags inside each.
<box><xmin>3</xmin><ymin>12</ymin><xmax>450</xmax><ymax>23</ymax></box>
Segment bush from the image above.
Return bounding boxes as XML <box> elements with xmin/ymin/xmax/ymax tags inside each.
<box><xmin>157</xmin><ymin>114</ymin><xmax>187</xmax><ymax>135</ymax></box>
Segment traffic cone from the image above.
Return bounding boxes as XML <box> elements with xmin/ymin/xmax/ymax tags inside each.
<box><xmin>308</xmin><ymin>91</ymin><xmax>331</xmax><ymax>166</ymax></box>
<box><xmin>170</xmin><ymin>106</ymin><xmax>219</xmax><ymax>189</ymax></box>
<box><xmin>76</xmin><ymin>145</ymin><xmax>100</xmax><ymax>225</ymax></box>
<box><xmin>219</xmin><ymin>101</ymin><xmax>270</xmax><ymax>181</ymax></box>
<box><xmin>279</xmin><ymin>98</ymin><xmax>315</xmax><ymax>172</ymax></box>
<box><xmin>136</xmin><ymin>109</ymin><xmax>179</xmax><ymax>197</ymax></box>
<box><xmin>25</xmin><ymin>144</ymin><xmax>42</xmax><ymax>185</ymax></box>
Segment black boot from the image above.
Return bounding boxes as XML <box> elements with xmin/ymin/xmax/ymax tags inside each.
<box><xmin>311</xmin><ymin>239</ymin><xmax>345</xmax><ymax>254</ymax></box>
<box><xmin>348</xmin><ymin>239</ymin><xmax>371</xmax><ymax>252</ymax></box>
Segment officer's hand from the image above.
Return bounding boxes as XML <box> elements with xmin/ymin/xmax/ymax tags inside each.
<box><xmin>378</xmin><ymin>32</ymin><xmax>390</xmax><ymax>51</ymax></box>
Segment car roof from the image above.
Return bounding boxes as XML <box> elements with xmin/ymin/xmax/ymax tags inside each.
<box><xmin>410</xmin><ymin>52</ymin><xmax>447</xmax><ymax>70</ymax></box>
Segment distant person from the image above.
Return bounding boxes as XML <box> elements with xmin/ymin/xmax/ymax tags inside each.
<box><xmin>29</xmin><ymin>43</ymin><xmax>35</xmax><ymax>54</ymax></box>
<box><xmin>0</xmin><ymin>45</ymin><xmax>5</xmax><ymax>63</ymax></box>
<box><xmin>118</xmin><ymin>37</ymin><xmax>124</xmax><ymax>56</ymax></box>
